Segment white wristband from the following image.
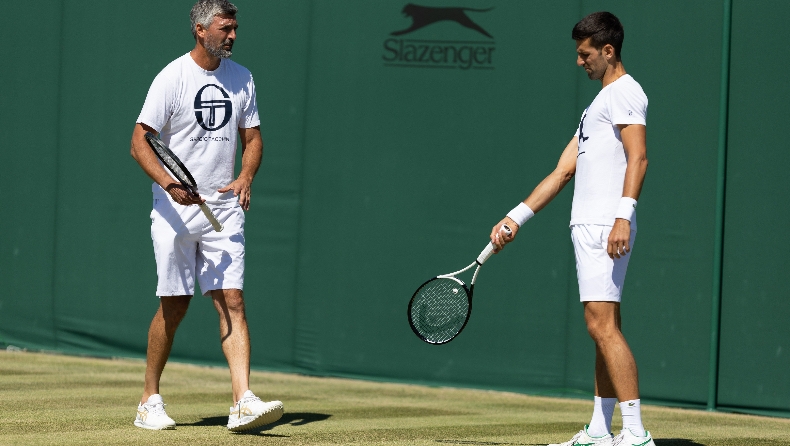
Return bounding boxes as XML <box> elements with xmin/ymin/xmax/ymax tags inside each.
<box><xmin>506</xmin><ymin>202</ymin><xmax>535</xmax><ymax>227</ymax></box>
<box><xmin>615</xmin><ymin>197</ymin><xmax>637</xmax><ymax>221</ymax></box>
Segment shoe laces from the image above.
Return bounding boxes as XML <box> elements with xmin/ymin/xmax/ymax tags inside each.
<box><xmin>563</xmin><ymin>430</ymin><xmax>584</xmax><ymax>446</ymax></box>
<box><xmin>231</xmin><ymin>393</ymin><xmax>261</xmax><ymax>418</ymax></box>
<box><xmin>239</xmin><ymin>391</ymin><xmax>261</xmax><ymax>405</ymax></box>
<box><xmin>612</xmin><ymin>431</ymin><xmax>636</xmax><ymax>446</ymax></box>
<box><xmin>144</xmin><ymin>401</ymin><xmax>168</xmax><ymax>416</ymax></box>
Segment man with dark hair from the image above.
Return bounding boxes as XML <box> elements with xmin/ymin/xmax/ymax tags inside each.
<box><xmin>130</xmin><ymin>0</ymin><xmax>283</xmax><ymax>432</ymax></box>
<box><xmin>489</xmin><ymin>11</ymin><xmax>654</xmax><ymax>446</ymax></box>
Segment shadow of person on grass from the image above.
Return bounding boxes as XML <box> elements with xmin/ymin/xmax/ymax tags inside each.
<box><xmin>263</xmin><ymin>412</ymin><xmax>332</xmax><ymax>429</ymax></box>
<box><xmin>435</xmin><ymin>438</ymin><xmax>707</xmax><ymax>446</ymax></box>
<box><xmin>180</xmin><ymin>412</ymin><xmax>332</xmax><ymax>436</ymax></box>
<box><xmin>654</xmin><ymin>440</ymin><xmax>706</xmax><ymax>446</ymax></box>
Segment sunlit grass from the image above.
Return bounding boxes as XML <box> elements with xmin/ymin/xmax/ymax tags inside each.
<box><xmin>0</xmin><ymin>350</ymin><xmax>788</xmax><ymax>446</ymax></box>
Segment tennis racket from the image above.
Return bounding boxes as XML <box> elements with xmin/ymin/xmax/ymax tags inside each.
<box><xmin>144</xmin><ymin>132</ymin><xmax>224</xmax><ymax>232</ymax></box>
<box><xmin>408</xmin><ymin>224</ymin><xmax>512</xmax><ymax>345</ymax></box>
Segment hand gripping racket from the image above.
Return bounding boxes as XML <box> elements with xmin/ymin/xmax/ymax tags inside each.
<box><xmin>408</xmin><ymin>225</ymin><xmax>512</xmax><ymax>345</ymax></box>
<box><xmin>144</xmin><ymin>132</ymin><xmax>224</xmax><ymax>232</ymax></box>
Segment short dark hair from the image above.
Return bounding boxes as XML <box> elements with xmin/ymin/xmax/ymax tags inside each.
<box><xmin>571</xmin><ymin>12</ymin><xmax>624</xmax><ymax>60</ymax></box>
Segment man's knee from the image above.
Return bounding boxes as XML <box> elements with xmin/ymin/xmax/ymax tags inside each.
<box><xmin>161</xmin><ymin>295</ymin><xmax>191</xmax><ymax>322</ymax></box>
<box><xmin>584</xmin><ymin>302</ymin><xmax>620</xmax><ymax>343</ymax></box>
<box><xmin>213</xmin><ymin>289</ymin><xmax>246</xmax><ymax>315</ymax></box>
<box><xmin>586</xmin><ymin>319</ymin><xmax>615</xmax><ymax>344</ymax></box>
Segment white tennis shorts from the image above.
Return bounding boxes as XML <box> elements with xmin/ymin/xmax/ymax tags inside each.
<box><xmin>571</xmin><ymin>224</ymin><xmax>636</xmax><ymax>302</ymax></box>
<box><xmin>150</xmin><ymin>197</ymin><xmax>245</xmax><ymax>297</ymax></box>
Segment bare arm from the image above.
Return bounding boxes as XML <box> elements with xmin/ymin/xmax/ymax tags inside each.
<box><xmin>130</xmin><ymin>123</ymin><xmax>202</xmax><ymax>205</ymax></box>
<box><xmin>618</xmin><ymin>124</ymin><xmax>648</xmax><ymax>200</ymax></box>
<box><xmin>607</xmin><ymin>123</ymin><xmax>648</xmax><ymax>258</ymax></box>
<box><xmin>218</xmin><ymin>126</ymin><xmax>263</xmax><ymax>211</ymax></box>
<box><xmin>490</xmin><ymin>136</ymin><xmax>578</xmax><ymax>250</ymax></box>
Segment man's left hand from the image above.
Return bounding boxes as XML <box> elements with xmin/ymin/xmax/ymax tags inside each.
<box><xmin>607</xmin><ymin>218</ymin><xmax>631</xmax><ymax>259</ymax></box>
<box><xmin>219</xmin><ymin>177</ymin><xmax>253</xmax><ymax>211</ymax></box>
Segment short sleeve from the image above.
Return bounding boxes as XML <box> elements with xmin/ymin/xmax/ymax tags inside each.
<box><xmin>238</xmin><ymin>74</ymin><xmax>260</xmax><ymax>129</ymax></box>
<box><xmin>610</xmin><ymin>80</ymin><xmax>648</xmax><ymax>126</ymax></box>
<box><xmin>136</xmin><ymin>69</ymin><xmax>176</xmax><ymax>133</ymax></box>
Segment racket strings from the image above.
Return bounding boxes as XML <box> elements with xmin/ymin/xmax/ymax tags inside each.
<box><xmin>410</xmin><ymin>278</ymin><xmax>469</xmax><ymax>344</ymax></box>
<box><xmin>162</xmin><ymin>156</ymin><xmax>191</xmax><ymax>186</ymax></box>
<box><xmin>148</xmin><ymin>137</ymin><xmax>198</xmax><ymax>190</ymax></box>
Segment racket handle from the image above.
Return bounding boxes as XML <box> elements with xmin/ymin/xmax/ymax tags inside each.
<box><xmin>476</xmin><ymin>224</ymin><xmax>512</xmax><ymax>265</ymax></box>
<box><xmin>199</xmin><ymin>203</ymin><xmax>224</xmax><ymax>232</ymax></box>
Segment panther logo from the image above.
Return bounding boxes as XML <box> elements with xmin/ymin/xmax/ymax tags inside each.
<box><xmin>391</xmin><ymin>4</ymin><xmax>494</xmax><ymax>38</ymax></box>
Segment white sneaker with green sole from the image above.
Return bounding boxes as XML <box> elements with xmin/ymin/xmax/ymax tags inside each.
<box><xmin>612</xmin><ymin>428</ymin><xmax>655</xmax><ymax>446</ymax></box>
<box><xmin>548</xmin><ymin>425</ymin><xmax>614</xmax><ymax>446</ymax></box>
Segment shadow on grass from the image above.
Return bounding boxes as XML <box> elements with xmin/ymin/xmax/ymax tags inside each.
<box><xmin>655</xmin><ymin>440</ymin><xmax>706</xmax><ymax>446</ymax></box>
<box><xmin>181</xmin><ymin>412</ymin><xmax>331</xmax><ymax>437</ymax></box>
<box><xmin>435</xmin><ymin>438</ymin><xmax>704</xmax><ymax>446</ymax></box>
<box><xmin>264</xmin><ymin>412</ymin><xmax>332</xmax><ymax>429</ymax></box>
<box><xmin>436</xmin><ymin>441</ymin><xmax>546</xmax><ymax>445</ymax></box>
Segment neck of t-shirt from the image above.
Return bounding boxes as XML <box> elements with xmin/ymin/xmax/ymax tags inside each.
<box><xmin>602</xmin><ymin>73</ymin><xmax>630</xmax><ymax>90</ymax></box>
<box><xmin>188</xmin><ymin>50</ymin><xmax>224</xmax><ymax>73</ymax></box>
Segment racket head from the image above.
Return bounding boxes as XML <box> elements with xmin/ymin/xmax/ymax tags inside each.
<box><xmin>408</xmin><ymin>277</ymin><xmax>472</xmax><ymax>345</ymax></box>
<box><xmin>144</xmin><ymin>132</ymin><xmax>200</xmax><ymax>196</ymax></box>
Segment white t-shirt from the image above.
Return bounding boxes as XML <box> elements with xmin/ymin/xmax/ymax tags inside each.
<box><xmin>571</xmin><ymin>74</ymin><xmax>647</xmax><ymax>229</ymax></box>
<box><xmin>137</xmin><ymin>53</ymin><xmax>260</xmax><ymax>205</ymax></box>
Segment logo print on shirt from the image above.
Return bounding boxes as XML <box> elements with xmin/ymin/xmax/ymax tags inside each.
<box><xmin>577</xmin><ymin>108</ymin><xmax>589</xmax><ymax>157</ymax></box>
<box><xmin>194</xmin><ymin>84</ymin><xmax>232</xmax><ymax>131</ymax></box>
<box><xmin>578</xmin><ymin>108</ymin><xmax>590</xmax><ymax>143</ymax></box>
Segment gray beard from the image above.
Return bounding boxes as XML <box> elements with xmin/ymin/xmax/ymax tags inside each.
<box><xmin>205</xmin><ymin>37</ymin><xmax>232</xmax><ymax>59</ymax></box>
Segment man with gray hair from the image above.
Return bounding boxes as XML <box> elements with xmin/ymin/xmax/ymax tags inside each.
<box><xmin>130</xmin><ymin>0</ymin><xmax>283</xmax><ymax>432</ymax></box>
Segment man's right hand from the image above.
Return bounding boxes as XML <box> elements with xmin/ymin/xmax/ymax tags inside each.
<box><xmin>164</xmin><ymin>183</ymin><xmax>205</xmax><ymax>206</ymax></box>
<box><xmin>490</xmin><ymin>217</ymin><xmax>519</xmax><ymax>252</ymax></box>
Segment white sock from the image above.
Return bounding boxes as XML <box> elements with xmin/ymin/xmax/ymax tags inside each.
<box><xmin>620</xmin><ymin>399</ymin><xmax>646</xmax><ymax>437</ymax></box>
<box><xmin>588</xmin><ymin>396</ymin><xmax>617</xmax><ymax>437</ymax></box>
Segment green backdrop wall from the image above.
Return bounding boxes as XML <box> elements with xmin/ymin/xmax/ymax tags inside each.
<box><xmin>1</xmin><ymin>0</ymin><xmax>787</xmax><ymax>417</ymax></box>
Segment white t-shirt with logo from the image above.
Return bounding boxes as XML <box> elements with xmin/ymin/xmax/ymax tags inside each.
<box><xmin>137</xmin><ymin>53</ymin><xmax>259</xmax><ymax>205</ymax></box>
<box><xmin>571</xmin><ymin>74</ymin><xmax>647</xmax><ymax>229</ymax></box>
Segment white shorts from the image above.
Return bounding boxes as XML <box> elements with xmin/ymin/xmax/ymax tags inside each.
<box><xmin>150</xmin><ymin>198</ymin><xmax>245</xmax><ymax>297</ymax></box>
<box><xmin>571</xmin><ymin>224</ymin><xmax>636</xmax><ymax>302</ymax></box>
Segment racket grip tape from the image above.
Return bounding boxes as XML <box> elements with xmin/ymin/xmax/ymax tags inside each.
<box><xmin>199</xmin><ymin>203</ymin><xmax>224</xmax><ymax>232</ymax></box>
<box><xmin>476</xmin><ymin>224</ymin><xmax>512</xmax><ymax>265</ymax></box>
<box><xmin>477</xmin><ymin>243</ymin><xmax>496</xmax><ymax>265</ymax></box>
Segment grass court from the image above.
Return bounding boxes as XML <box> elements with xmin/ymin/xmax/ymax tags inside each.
<box><xmin>1</xmin><ymin>350</ymin><xmax>788</xmax><ymax>446</ymax></box>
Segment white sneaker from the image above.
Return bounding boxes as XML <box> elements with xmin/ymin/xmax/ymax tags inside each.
<box><xmin>134</xmin><ymin>394</ymin><xmax>176</xmax><ymax>430</ymax></box>
<box><xmin>612</xmin><ymin>428</ymin><xmax>655</xmax><ymax>446</ymax></box>
<box><xmin>549</xmin><ymin>425</ymin><xmax>614</xmax><ymax>446</ymax></box>
<box><xmin>227</xmin><ymin>390</ymin><xmax>284</xmax><ymax>432</ymax></box>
